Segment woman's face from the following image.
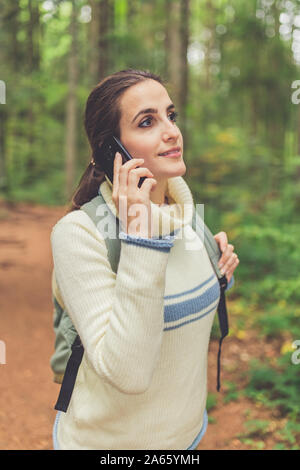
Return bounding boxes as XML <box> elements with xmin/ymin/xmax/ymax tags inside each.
<box><xmin>118</xmin><ymin>79</ymin><xmax>186</xmax><ymax>185</ymax></box>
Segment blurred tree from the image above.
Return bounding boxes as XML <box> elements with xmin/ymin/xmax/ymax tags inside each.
<box><xmin>65</xmin><ymin>0</ymin><xmax>79</xmax><ymax>200</ymax></box>
<box><xmin>203</xmin><ymin>0</ymin><xmax>216</xmax><ymax>91</ymax></box>
<box><xmin>164</xmin><ymin>0</ymin><xmax>190</xmax><ymax>142</ymax></box>
<box><xmin>27</xmin><ymin>0</ymin><xmax>40</xmax><ymax>72</ymax></box>
<box><xmin>26</xmin><ymin>0</ymin><xmax>41</xmax><ymax>182</ymax></box>
<box><xmin>0</xmin><ymin>105</ymin><xmax>7</xmax><ymax>192</ymax></box>
<box><xmin>2</xmin><ymin>0</ymin><xmax>22</xmax><ymax>72</ymax></box>
<box><xmin>98</xmin><ymin>0</ymin><xmax>112</xmax><ymax>80</ymax></box>
<box><xmin>126</xmin><ymin>0</ymin><xmax>138</xmax><ymax>28</ymax></box>
<box><xmin>178</xmin><ymin>0</ymin><xmax>190</xmax><ymax>141</ymax></box>
<box><xmin>88</xmin><ymin>0</ymin><xmax>101</xmax><ymax>86</ymax></box>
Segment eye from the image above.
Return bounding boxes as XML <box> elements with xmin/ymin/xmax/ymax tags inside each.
<box><xmin>169</xmin><ymin>111</ymin><xmax>178</xmax><ymax>122</ymax></box>
<box><xmin>139</xmin><ymin>116</ymin><xmax>153</xmax><ymax>128</ymax></box>
<box><xmin>139</xmin><ymin>111</ymin><xmax>179</xmax><ymax>128</ymax></box>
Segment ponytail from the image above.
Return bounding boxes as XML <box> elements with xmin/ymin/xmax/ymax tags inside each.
<box><xmin>65</xmin><ymin>160</ymin><xmax>106</xmax><ymax>214</ymax></box>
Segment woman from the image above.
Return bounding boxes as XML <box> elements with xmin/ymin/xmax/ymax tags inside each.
<box><xmin>51</xmin><ymin>69</ymin><xmax>239</xmax><ymax>450</ymax></box>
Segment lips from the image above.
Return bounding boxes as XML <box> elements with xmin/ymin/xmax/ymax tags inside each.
<box><xmin>158</xmin><ymin>147</ymin><xmax>181</xmax><ymax>157</ymax></box>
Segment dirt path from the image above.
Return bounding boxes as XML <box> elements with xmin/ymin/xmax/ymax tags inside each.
<box><xmin>0</xmin><ymin>200</ymin><xmax>280</xmax><ymax>450</ymax></box>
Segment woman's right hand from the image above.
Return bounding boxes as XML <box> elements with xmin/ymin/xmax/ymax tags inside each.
<box><xmin>111</xmin><ymin>152</ymin><xmax>157</xmax><ymax>238</ymax></box>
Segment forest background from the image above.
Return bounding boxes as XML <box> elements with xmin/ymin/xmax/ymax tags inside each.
<box><xmin>0</xmin><ymin>0</ymin><xmax>300</xmax><ymax>450</ymax></box>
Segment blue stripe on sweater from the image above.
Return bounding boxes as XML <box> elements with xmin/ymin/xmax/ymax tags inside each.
<box><xmin>164</xmin><ymin>273</ymin><xmax>216</xmax><ymax>300</ymax></box>
<box><xmin>163</xmin><ymin>303</ymin><xmax>218</xmax><ymax>331</ymax></box>
<box><xmin>164</xmin><ymin>279</ymin><xmax>220</xmax><ymax>322</ymax></box>
<box><xmin>163</xmin><ymin>274</ymin><xmax>220</xmax><ymax>330</ymax></box>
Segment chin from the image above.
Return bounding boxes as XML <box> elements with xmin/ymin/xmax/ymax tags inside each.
<box><xmin>167</xmin><ymin>161</ymin><xmax>186</xmax><ymax>178</ymax></box>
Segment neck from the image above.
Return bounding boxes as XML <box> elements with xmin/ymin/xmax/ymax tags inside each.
<box><xmin>150</xmin><ymin>179</ymin><xmax>168</xmax><ymax>205</ymax></box>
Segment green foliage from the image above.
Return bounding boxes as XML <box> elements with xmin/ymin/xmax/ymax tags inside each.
<box><xmin>223</xmin><ymin>381</ymin><xmax>239</xmax><ymax>404</ymax></box>
<box><xmin>242</xmin><ymin>352</ymin><xmax>300</xmax><ymax>448</ymax></box>
<box><xmin>208</xmin><ymin>416</ymin><xmax>217</xmax><ymax>424</ymax></box>
<box><xmin>272</xmin><ymin>442</ymin><xmax>288</xmax><ymax>450</ymax></box>
<box><xmin>5</xmin><ymin>170</ymin><xmax>67</xmax><ymax>205</ymax></box>
<box><xmin>238</xmin><ymin>418</ymin><xmax>270</xmax><ymax>448</ymax></box>
<box><xmin>252</xmin><ymin>303</ymin><xmax>300</xmax><ymax>340</ymax></box>
<box><xmin>244</xmin><ymin>354</ymin><xmax>300</xmax><ymax>420</ymax></box>
<box><xmin>210</xmin><ymin>317</ymin><xmax>221</xmax><ymax>340</ymax></box>
<box><xmin>241</xmin><ymin>419</ymin><xmax>270</xmax><ymax>438</ymax></box>
<box><xmin>278</xmin><ymin>421</ymin><xmax>300</xmax><ymax>447</ymax></box>
<box><xmin>206</xmin><ymin>392</ymin><xmax>218</xmax><ymax>412</ymax></box>
<box><xmin>239</xmin><ymin>438</ymin><xmax>266</xmax><ymax>450</ymax></box>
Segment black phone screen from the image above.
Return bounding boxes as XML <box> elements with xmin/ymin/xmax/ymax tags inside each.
<box><xmin>100</xmin><ymin>136</ymin><xmax>146</xmax><ymax>188</ymax></box>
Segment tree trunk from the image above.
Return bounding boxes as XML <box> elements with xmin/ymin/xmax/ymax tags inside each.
<box><xmin>165</xmin><ymin>1</ymin><xmax>181</xmax><ymax>107</ymax></box>
<box><xmin>27</xmin><ymin>0</ymin><xmax>40</xmax><ymax>72</ymax></box>
<box><xmin>0</xmin><ymin>1</ymin><xmax>22</xmax><ymax>194</ymax></box>
<box><xmin>65</xmin><ymin>0</ymin><xmax>79</xmax><ymax>201</ymax></box>
<box><xmin>0</xmin><ymin>5</ymin><xmax>8</xmax><ymax>192</ymax></box>
<box><xmin>25</xmin><ymin>0</ymin><xmax>40</xmax><ymax>183</ymax></box>
<box><xmin>203</xmin><ymin>0</ymin><xmax>215</xmax><ymax>91</ymax></box>
<box><xmin>98</xmin><ymin>0</ymin><xmax>111</xmax><ymax>80</ymax></box>
<box><xmin>164</xmin><ymin>0</ymin><xmax>190</xmax><ymax>143</ymax></box>
<box><xmin>88</xmin><ymin>0</ymin><xmax>101</xmax><ymax>86</ymax></box>
<box><xmin>127</xmin><ymin>0</ymin><xmax>138</xmax><ymax>29</ymax></box>
<box><xmin>2</xmin><ymin>0</ymin><xmax>21</xmax><ymax>72</ymax></box>
<box><xmin>0</xmin><ymin>107</ymin><xmax>7</xmax><ymax>193</ymax></box>
<box><xmin>178</xmin><ymin>0</ymin><xmax>190</xmax><ymax>142</ymax></box>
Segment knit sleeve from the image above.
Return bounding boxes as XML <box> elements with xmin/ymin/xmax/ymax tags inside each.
<box><xmin>50</xmin><ymin>211</ymin><xmax>173</xmax><ymax>394</ymax></box>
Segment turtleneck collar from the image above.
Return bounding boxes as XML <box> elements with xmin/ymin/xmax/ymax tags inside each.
<box><xmin>98</xmin><ymin>176</ymin><xmax>194</xmax><ymax>238</ymax></box>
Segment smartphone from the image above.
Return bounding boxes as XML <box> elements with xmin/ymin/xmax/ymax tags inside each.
<box><xmin>100</xmin><ymin>136</ymin><xmax>147</xmax><ymax>188</ymax></box>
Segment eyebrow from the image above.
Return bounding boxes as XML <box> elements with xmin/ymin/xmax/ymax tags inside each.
<box><xmin>131</xmin><ymin>103</ymin><xmax>175</xmax><ymax>124</ymax></box>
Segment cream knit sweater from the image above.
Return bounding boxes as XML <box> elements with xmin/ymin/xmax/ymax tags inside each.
<box><xmin>51</xmin><ymin>176</ymin><xmax>233</xmax><ymax>450</ymax></box>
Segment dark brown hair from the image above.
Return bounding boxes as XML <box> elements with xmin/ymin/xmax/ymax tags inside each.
<box><xmin>66</xmin><ymin>69</ymin><xmax>164</xmax><ymax>213</ymax></box>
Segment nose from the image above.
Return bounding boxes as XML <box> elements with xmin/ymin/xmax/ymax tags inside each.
<box><xmin>161</xmin><ymin>117</ymin><xmax>181</xmax><ymax>142</ymax></box>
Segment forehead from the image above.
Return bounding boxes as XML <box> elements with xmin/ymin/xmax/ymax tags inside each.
<box><xmin>119</xmin><ymin>80</ymin><xmax>171</xmax><ymax>119</ymax></box>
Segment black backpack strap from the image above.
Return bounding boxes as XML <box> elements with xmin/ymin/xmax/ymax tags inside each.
<box><xmin>54</xmin><ymin>335</ymin><xmax>84</xmax><ymax>413</ymax></box>
<box><xmin>216</xmin><ymin>275</ymin><xmax>229</xmax><ymax>392</ymax></box>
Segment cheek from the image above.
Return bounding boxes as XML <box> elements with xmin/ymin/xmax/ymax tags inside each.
<box><xmin>123</xmin><ymin>134</ymin><xmax>158</xmax><ymax>159</ymax></box>
<box><xmin>121</xmin><ymin>128</ymin><xmax>183</xmax><ymax>163</ymax></box>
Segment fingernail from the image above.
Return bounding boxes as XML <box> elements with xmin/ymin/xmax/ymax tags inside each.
<box><xmin>219</xmin><ymin>262</ymin><xmax>224</xmax><ymax>269</ymax></box>
<box><xmin>220</xmin><ymin>268</ymin><xmax>225</xmax><ymax>275</ymax></box>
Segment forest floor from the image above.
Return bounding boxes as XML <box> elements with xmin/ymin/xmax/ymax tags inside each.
<box><xmin>0</xmin><ymin>199</ymin><xmax>287</xmax><ymax>450</ymax></box>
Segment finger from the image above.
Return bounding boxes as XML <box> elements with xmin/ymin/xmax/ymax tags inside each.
<box><xmin>214</xmin><ymin>232</ymin><xmax>228</xmax><ymax>253</ymax></box>
<box><xmin>127</xmin><ymin>169</ymin><xmax>154</xmax><ymax>201</ymax></box>
<box><xmin>219</xmin><ymin>243</ymin><xmax>234</xmax><ymax>268</ymax></box>
<box><xmin>226</xmin><ymin>263</ymin><xmax>237</xmax><ymax>284</ymax></box>
<box><xmin>223</xmin><ymin>244</ymin><xmax>235</xmax><ymax>263</ymax></box>
<box><xmin>222</xmin><ymin>255</ymin><xmax>239</xmax><ymax>276</ymax></box>
<box><xmin>225</xmin><ymin>263</ymin><xmax>236</xmax><ymax>283</ymax></box>
<box><xmin>222</xmin><ymin>253</ymin><xmax>238</xmax><ymax>272</ymax></box>
<box><xmin>127</xmin><ymin>167</ymin><xmax>154</xmax><ymax>188</ymax></box>
<box><xmin>112</xmin><ymin>152</ymin><xmax>122</xmax><ymax>199</ymax></box>
<box><xmin>118</xmin><ymin>158</ymin><xmax>145</xmax><ymax>194</ymax></box>
<box><xmin>138</xmin><ymin>177</ymin><xmax>157</xmax><ymax>193</ymax></box>
<box><xmin>121</xmin><ymin>157</ymin><xmax>146</xmax><ymax>170</ymax></box>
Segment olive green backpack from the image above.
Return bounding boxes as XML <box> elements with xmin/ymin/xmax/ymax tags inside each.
<box><xmin>50</xmin><ymin>190</ymin><xmax>231</xmax><ymax>412</ymax></box>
